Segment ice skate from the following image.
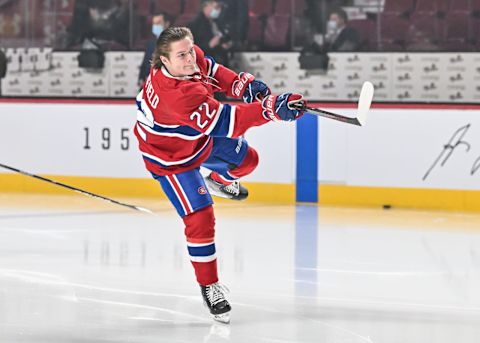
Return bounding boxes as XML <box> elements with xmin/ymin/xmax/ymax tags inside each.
<box><xmin>200</xmin><ymin>282</ymin><xmax>231</xmax><ymax>324</ymax></box>
<box><xmin>204</xmin><ymin>174</ymin><xmax>248</xmax><ymax>201</ymax></box>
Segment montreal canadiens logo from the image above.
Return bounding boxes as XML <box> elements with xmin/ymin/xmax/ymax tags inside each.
<box><xmin>198</xmin><ymin>186</ymin><xmax>207</xmax><ymax>195</ymax></box>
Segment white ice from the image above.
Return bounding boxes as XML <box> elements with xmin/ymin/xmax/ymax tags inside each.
<box><xmin>0</xmin><ymin>194</ymin><xmax>479</xmax><ymax>343</ymax></box>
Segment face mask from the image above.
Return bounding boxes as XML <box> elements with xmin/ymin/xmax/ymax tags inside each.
<box><xmin>209</xmin><ymin>8</ymin><xmax>220</xmax><ymax>19</ymax></box>
<box><xmin>327</xmin><ymin>20</ymin><xmax>338</xmax><ymax>33</ymax></box>
<box><xmin>152</xmin><ymin>24</ymin><xmax>164</xmax><ymax>37</ymax></box>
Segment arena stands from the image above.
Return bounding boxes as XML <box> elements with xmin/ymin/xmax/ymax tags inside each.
<box><xmin>1</xmin><ymin>0</ymin><xmax>480</xmax><ymax>52</ymax></box>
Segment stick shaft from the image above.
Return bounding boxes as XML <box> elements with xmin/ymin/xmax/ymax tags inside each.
<box><xmin>303</xmin><ymin>106</ymin><xmax>361</xmax><ymax>126</ymax></box>
<box><xmin>0</xmin><ymin>163</ymin><xmax>154</xmax><ymax>214</ymax></box>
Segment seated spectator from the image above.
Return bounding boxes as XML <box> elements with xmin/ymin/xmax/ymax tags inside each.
<box><xmin>67</xmin><ymin>0</ymin><xmax>130</xmax><ymax>50</ymax></box>
<box><xmin>324</xmin><ymin>8</ymin><xmax>360</xmax><ymax>51</ymax></box>
<box><xmin>138</xmin><ymin>12</ymin><xmax>172</xmax><ymax>86</ymax></box>
<box><xmin>187</xmin><ymin>0</ymin><xmax>233</xmax><ymax>66</ymax></box>
<box><xmin>306</xmin><ymin>0</ymin><xmax>352</xmax><ymax>34</ymax></box>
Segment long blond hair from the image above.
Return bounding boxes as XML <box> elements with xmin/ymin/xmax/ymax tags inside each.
<box><xmin>151</xmin><ymin>27</ymin><xmax>194</xmax><ymax>69</ymax></box>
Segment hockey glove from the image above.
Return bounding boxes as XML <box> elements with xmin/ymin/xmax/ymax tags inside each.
<box><xmin>262</xmin><ymin>93</ymin><xmax>305</xmax><ymax>122</ymax></box>
<box><xmin>232</xmin><ymin>72</ymin><xmax>271</xmax><ymax>103</ymax></box>
<box><xmin>242</xmin><ymin>79</ymin><xmax>271</xmax><ymax>103</ymax></box>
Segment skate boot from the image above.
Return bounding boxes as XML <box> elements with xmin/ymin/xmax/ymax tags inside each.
<box><xmin>200</xmin><ymin>282</ymin><xmax>231</xmax><ymax>324</ymax></box>
<box><xmin>204</xmin><ymin>173</ymin><xmax>248</xmax><ymax>201</ymax></box>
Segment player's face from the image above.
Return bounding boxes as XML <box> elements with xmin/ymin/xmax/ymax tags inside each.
<box><xmin>163</xmin><ymin>37</ymin><xmax>197</xmax><ymax>77</ymax></box>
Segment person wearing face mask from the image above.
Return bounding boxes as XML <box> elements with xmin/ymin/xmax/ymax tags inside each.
<box><xmin>138</xmin><ymin>12</ymin><xmax>172</xmax><ymax>87</ymax></box>
<box><xmin>187</xmin><ymin>0</ymin><xmax>233</xmax><ymax>67</ymax></box>
<box><xmin>324</xmin><ymin>8</ymin><xmax>360</xmax><ymax>52</ymax></box>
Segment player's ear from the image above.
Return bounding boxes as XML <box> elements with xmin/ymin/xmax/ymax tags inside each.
<box><xmin>160</xmin><ymin>56</ymin><xmax>169</xmax><ymax>65</ymax></box>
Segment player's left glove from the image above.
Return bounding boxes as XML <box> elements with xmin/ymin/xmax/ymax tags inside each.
<box><xmin>242</xmin><ymin>79</ymin><xmax>271</xmax><ymax>103</ymax></box>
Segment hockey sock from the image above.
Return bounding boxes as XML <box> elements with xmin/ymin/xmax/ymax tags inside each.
<box><xmin>210</xmin><ymin>146</ymin><xmax>259</xmax><ymax>185</ymax></box>
<box><xmin>210</xmin><ymin>171</ymin><xmax>232</xmax><ymax>185</ymax></box>
<box><xmin>229</xmin><ymin>146</ymin><xmax>259</xmax><ymax>179</ymax></box>
<box><xmin>183</xmin><ymin>206</ymin><xmax>219</xmax><ymax>285</ymax></box>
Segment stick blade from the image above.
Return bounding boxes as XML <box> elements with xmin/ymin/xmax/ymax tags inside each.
<box><xmin>135</xmin><ymin>206</ymin><xmax>158</xmax><ymax>216</ymax></box>
<box><xmin>357</xmin><ymin>81</ymin><xmax>374</xmax><ymax>126</ymax></box>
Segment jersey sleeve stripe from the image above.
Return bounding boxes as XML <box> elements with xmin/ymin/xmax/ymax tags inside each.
<box><xmin>227</xmin><ymin>105</ymin><xmax>236</xmax><ymax>138</ymax></box>
<box><xmin>137</xmin><ymin>110</ymin><xmax>154</xmax><ymax>128</ymax></box>
<box><xmin>205</xmin><ymin>56</ymin><xmax>219</xmax><ymax>78</ymax></box>
<box><xmin>135</xmin><ymin>123</ymin><xmax>147</xmax><ymax>141</ymax></box>
<box><xmin>205</xmin><ymin>57</ymin><xmax>212</xmax><ymax>76</ymax></box>
<box><xmin>203</xmin><ymin>103</ymin><xmax>224</xmax><ymax>136</ymax></box>
<box><xmin>136</xmin><ymin>90</ymin><xmax>156</xmax><ymax>126</ymax></box>
<box><xmin>153</xmin><ymin>121</ymin><xmax>180</xmax><ymax>128</ymax></box>
<box><xmin>207</xmin><ymin>103</ymin><xmax>237</xmax><ymax>137</ymax></box>
<box><xmin>211</xmin><ymin>62</ymin><xmax>219</xmax><ymax>77</ymax></box>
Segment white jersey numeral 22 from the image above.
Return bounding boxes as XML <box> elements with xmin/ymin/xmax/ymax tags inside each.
<box><xmin>190</xmin><ymin>103</ymin><xmax>216</xmax><ymax>129</ymax></box>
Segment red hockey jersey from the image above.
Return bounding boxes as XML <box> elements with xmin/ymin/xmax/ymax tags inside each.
<box><xmin>134</xmin><ymin>45</ymin><xmax>269</xmax><ymax>176</ymax></box>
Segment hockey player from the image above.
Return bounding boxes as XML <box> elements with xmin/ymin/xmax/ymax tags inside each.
<box><xmin>134</xmin><ymin>27</ymin><xmax>305</xmax><ymax>323</ymax></box>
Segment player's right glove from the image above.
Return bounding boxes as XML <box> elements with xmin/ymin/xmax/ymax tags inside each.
<box><xmin>232</xmin><ymin>72</ymin><xmax>271</xmax><ymax>103</ymax></box>
<box><xmin>242</xmin><ymin>79</ymin><xmax>271</xmax><ymax>103</ymax></box>
<box><xmin>261</xmin><ymin>93</ymin><xmax>305</xmax><ymax>122</ymax></box>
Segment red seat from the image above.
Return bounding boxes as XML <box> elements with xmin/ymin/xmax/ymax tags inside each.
<box><xmin>472</xmin><ymin>17</ymin><xmax>480</xmax><ymax>48</ymax></box>
<box><xmin>183</xmin><ymin>0</ymin><xmax>201</xmax><ymax>14</ymax></box>
<box><xmin>136</xmin><ymin>0</ymin><xmax>151</xmax><ymax>16</ymax></box>
<box><xmin>174</xmin><ymin>13</ymin><xmax>196</xmax><ymax>26</ymax></box>
<box><xmin>274</xmin><ymin>0</ymin><xmax>306</xmax><ymax>16</ymax></box>
<box><xmin>414</xmin><ymin>0</ymin><xmax>450</xmax><ymax>14</ymax></box>
<box><xmin>408</xmin><ymin>13</ymin><xmax>443</xmax><ymax>43</ymax></box>
<box><xmin>450</xmin><ymin>0</ymin><xmax>470</xmax><ymax>13</ymax></box>
<box><xmin>153</xmin><ymin>0</ymin><xmax>182</xmax><ymax>16</ymax></box>
<box><xmin>472</xmin><ymin>15</ymin><xmax>480</xmax><ymax>33</ymax></box>
<box><xmin>291</xmin><ymin>14</ymin><xmax>309</xmax><ymax>47</ymax></box>
<box><xmin>348</xmin><ymin>19</ymin><xmax>376</xmax><ymax>50</ymax></box>
<box><xmin>264</xmin><ymin>15</ymin><xmax>290</xmax><ymax>49</ymax></box>
<box><xmin>379</xmin><ymin>14</ymin><xmax>410</xmax><ymax>48</ymax></box>
<box><xmin>383</xmin><ymin>0</ymin><xmax>415</xmax><ymax>15</ymax></box>
<box><xmin>248</xmin><ymin>0</ymin><xmax>273</xmax><ymax>16</ymax></box>
<box><xmin>444</xmin><ymin>12</ymin><xmax>472</xmax><ymax>50</ymax></box>
<box><xmin>379</xmin><ymin>41</ymin><xmax>404</xmax><ymax>50</ymax></box>
<box><xmin>247</xmin><ymin>14</ymin><xmax>265</xmax><ymax>46</ymax></box>
<box><xmin>472</xmin><ymin>0</ymin><xmax>480</xmax><ymax>11</ymax></box>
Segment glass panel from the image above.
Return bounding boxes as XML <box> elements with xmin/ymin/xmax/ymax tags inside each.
<box><xmin>1</xmin><ymin>0</ymin><xmax>479</xmax><ymax>52</ymax></box>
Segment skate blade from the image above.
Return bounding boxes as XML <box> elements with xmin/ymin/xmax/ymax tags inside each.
<box><xmin>212</xmin><ymin>313</ymin><xmax>230</xmax><ymax>324</ymax></box>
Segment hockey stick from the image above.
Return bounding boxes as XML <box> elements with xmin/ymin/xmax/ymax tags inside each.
<box><xmin>292</xmin><ymin>81</ymin><xmax>374</xmax><ymax>126</ymax></box>
<box><xmin>0</xmin><ymin>163</ymin><xmax>155</xmax><ymax>215</ymax></box>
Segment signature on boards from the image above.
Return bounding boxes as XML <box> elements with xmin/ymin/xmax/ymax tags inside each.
<box><xmin>423</xmin><ymin>124</ymin><xmax>480</xmax><ymax>181</ymax></box>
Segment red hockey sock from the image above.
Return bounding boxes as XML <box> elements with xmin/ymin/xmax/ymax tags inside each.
<box><xmin>210</xmin><ymin>146</ymin><xmax>259</xmax><ymax>185</ymax></box>
<box><xmin>191</xmin><ymin>260</ymin><xmax>218</xmax><ymax>286</ymax></box>
<box><xmin>229</xmin><ymin>146</ymin><xmax>259</xmax><ymax>179</ymax></box>
<box><xmin>210</xmin><ymin>171</ymin><xmax>232</xmax><ymax>185</ymax></box>
<box><xmin>183</xmin><ymin>206</ymin><xmax>218</xmax><ymax>285</ymax></box>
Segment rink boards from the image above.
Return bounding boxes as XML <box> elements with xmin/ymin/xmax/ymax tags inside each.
<box><xmin>1</xmin><ymin>99</ymin><xmax>480</xmax><ymax>210</ymax></box>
